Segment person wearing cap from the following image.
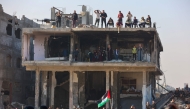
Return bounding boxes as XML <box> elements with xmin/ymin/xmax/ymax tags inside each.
<box><xmin>139</xmin><ymin>17</ymin><xmax>146</xmax><ymax>28</ymax></box>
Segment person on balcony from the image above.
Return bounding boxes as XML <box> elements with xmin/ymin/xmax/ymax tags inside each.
<box><xmin>102</xmin><ymin>47</ymin><xmax>106</xmax><ymax>61</ymax></box>
<box><xmin>132</xmin><ymin>45</ymin><xmax>137</xmax><ymax>61</ymax></box>
<box><xmin>137</xmin><ymin>44</ymin><xmax>144</xmax><ymax>61</ymax></box>
<box><xmin>114</xmin><ymin>48</ymin><xmax>119</xmax><ymax>60</ymax></box>
<box><xmin>88</xmin><ymin>51</ymin><xmax>93</xmax><ymax>62</ymax></box>
<box><xmin>107</xmin><ymin>44</ymin><xmax>113</xmax><ymax>61</ymax></box>
<box><xmin>73</xmin><ymin>48</ymin><xmax>79</xmax><ymax>61</ymax></box>
<box><xmin>139</xmin><ymin>17</ymin><xmax>146</xmax><ymax>28</ymax></box>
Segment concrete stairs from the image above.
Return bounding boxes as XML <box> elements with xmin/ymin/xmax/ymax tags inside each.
<box><xmin>56</xmin><ymin>74</ymin><xmax>69</xmax><ymax>92</ymax></box>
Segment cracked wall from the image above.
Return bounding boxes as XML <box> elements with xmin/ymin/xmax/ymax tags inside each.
<box><xmin>0</xmin><ymin>4</ymin><xmax>40</xmax><ymax>108</ymax></box>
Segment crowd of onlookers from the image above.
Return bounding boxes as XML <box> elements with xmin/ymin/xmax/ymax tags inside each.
<box><xmin>55</xmin><ymin>9</ymin><xmax>152</xmax><ymax>28</ymax></box>
<box><xmin>73</xmin><ymin>44</ymin><xmax>145</xmax><ymax>62</ymax></box>
<box><xmin>94</xmin><ymin>10</ymin><xmax>152</xmax><ymax>28</ymax></box>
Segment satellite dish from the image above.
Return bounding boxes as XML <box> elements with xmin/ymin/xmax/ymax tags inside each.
<box><xmin>80</xmin><ymin>11</ymin><xmax>86</xmax><ymax>16</ymax></box>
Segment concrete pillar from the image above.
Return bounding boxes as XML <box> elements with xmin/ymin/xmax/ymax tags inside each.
<box><xmin>106</xmin><ymin>34</ymin><xmax>110</xmax><ymax>61</ymax></box>
<box><xmin>12</xmin><ymin>16</ymin><xmax>15</xmax><ymax>37</ymax></box>
<box><xmin>73</xmin><ymin>72</ymin><xmax>79</xmax><ymax>107</ymax></box>
<box><xmin>44</xmin><ymin>37</ymin><xmax>48</xmax><ymax>58</ymax></box>
<box><xmin>41</xmin><ymin>72</ymin><xmax>48</xmax><ymax>106</ymax></box>
<box><xmin>154</xmin><ymin>34</ymin><xmax>158</xmax><ymax>65</ymax></box>
<box><xmin>142</xmin><ymin>71</ymin><xmax>147</xmax><ymax>109</ymax></box>
<box><xmin>111</xmin><ymin>71</ymin><xmax>119</xmax><ymax>109</ymax></box>
<box><xmin>69</xmin><ymin>35</ymin><xmax>74</xmax><ymax>61</ymax></box>
<box><xmin>69</xmin><ymin>71</ymin><xmax>79</xmax><ymax>109</ymax></box>
<box><xmin>69</xmin><ymin>71</ymin><xmax>73</xmax><ymax>109</ymax></box>
<box><xmin>50</xmin><ymin>71</ymin><xmax>56</xmax><ymax>108</ymax></box>
<box><xmin>35</xmin><ymin>68</ymin><xmax>40</xmax><ymax>109</ymax></box>
<box><xmin>0</xmin><ymin>79</ymin><xmax>4</xmax><ymax>109</ymax></box>
<box><xmin>51</xmin><ymin>8</ymin><xmax>55</xmax><ymax>20</ymax></box>
<box><xmin>106</xmin><ymin>70</ymin><xmax>110</xmax><ymax>108</ymax></box>
<box><xmin>78</xmin><ymin>72</ymin><xmax>85</xmax><ymax>108</ymax></box>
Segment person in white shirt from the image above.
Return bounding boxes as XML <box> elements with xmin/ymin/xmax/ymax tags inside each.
<box><xmin>139</xmin><ymin>17</ymin><xmax>146</xmax><ymax>28</ymax></box>
<box><xmin>127</xmin><ymin>11</ymin><xmax>133</xmax><ymax>21</ymax></box>
<box><xmin>94</xmin><ymin>10</ymin><xmax>101</xmax><ymax>27</ymax></box>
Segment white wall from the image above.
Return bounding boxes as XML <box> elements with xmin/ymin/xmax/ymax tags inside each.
<box><xmin>34</xmin><ymin>35</ymin><xmax>49</xmax><ymax>61</ymax></box>
<box><xmin>22</xmin><ymin>34</ymin><xmax>29</xmax><ymax>61</ymax></box>
<box><xmin>120</xmin><ymin>72</ymin><xmax>143</xmax><ymax>90</ymax></box>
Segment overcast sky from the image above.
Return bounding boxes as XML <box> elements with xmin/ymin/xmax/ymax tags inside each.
<box><xmin>1</xmin><ymin>0</ymin><xmax>190</xmax><ymax>88</ymax></box>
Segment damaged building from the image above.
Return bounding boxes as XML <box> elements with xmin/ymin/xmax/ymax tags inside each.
<box><xmin>22</xmin><ymin>21</ymin><xmax>164</xmax><ymax>109</ymax></box>
<box><xmin>0</xmin><ymin>4</ymin><xmax>40</xmax><ymax>108</ymax></box>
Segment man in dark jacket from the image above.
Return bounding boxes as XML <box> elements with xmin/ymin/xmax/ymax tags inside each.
<box><xmin>132</xmin><ymin>16</ymin><xmax>138</xmax><ymax>28</ymax></box>
<box><xmin>107</xmin><ymin>44</ymin><xmax>113</xmax><ymax>61</ymax></box>
<box><xmin>72</xmin><ymin>10</ymin><xmax>78</xmax><ymax>28</ymax></box>
<box><xmin>174</xmin><ymin>88</ymin><xmax>180</xmax><ymax>99</ymax></box>
<box><xmin>100</xmin><ymin>10</ymin><xmax>107</xmax><ymax>28</ymax></box>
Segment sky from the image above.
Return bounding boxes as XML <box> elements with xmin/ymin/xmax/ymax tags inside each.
<box><xmin>1</xmin><ymin>0</ymin><xmax>190</xmax><ymax>88</ymax></box>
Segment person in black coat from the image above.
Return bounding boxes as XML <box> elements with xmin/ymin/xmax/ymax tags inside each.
<box><xmin>100</xmin><ymin>10</ymin><xmax>107</xmax><ymax>28</ymax></box>
<box><xmin>107</xmin><ymin>44</ymin><xmax>113</xmax><ymax>61</ymax></box>
<box><xmin>72</xmin><ymin>10</ymin><xmax>78</xmax><ymax>28</ymax></box>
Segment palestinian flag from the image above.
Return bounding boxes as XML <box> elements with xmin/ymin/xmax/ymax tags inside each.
<box><xmin>97</xmin><ymin>90</ymin><xmax>111</xmax><ymax>108</ymax></box>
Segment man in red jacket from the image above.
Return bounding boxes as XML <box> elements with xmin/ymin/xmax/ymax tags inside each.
<box><xmin>116</xmin><ymin>11</ymin><xmax>123</xmax><ymax>33</ymax></box>
<box><xmin>117</xmin><ymin>11</ymin><xmax>124</xmax><ymax>26</ymax></box>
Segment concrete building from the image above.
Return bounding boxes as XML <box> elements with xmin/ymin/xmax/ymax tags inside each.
<box><xmin>0</xmin><ymin>4</ymin><xmax>40</xmax><ymax>108</ymax></box>
<box><xmin>22</xmin><ymin>25</ymin><xmax>163</xmax><ymax>109</ymax></box>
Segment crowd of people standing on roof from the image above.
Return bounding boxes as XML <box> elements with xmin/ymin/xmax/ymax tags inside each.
<box><xmin>55</xmin><ymin>9</ymin><xmax>152</xmax><ymax>28</ymax></box>
<box><xmin>94</xmin><ymin>10</ymin><xmax>152</xmax><ymax>28</ymax></box>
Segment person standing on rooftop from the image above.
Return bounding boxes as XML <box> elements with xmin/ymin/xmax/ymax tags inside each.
<box><xmin>72</xmin><ymin>10</ymin><xmax>78</xmax><ymax>28</ymax></box>
<box><xmin>94</xmin><ymin>10</ymin><xmax>101</xmax><ymax>27</ymax></box>
<box><xmin>56</xmin><ymin>10</ymin><xmax>62</xmax><ymax>28</ymax></box>
<box><xmin>127</xmin><ymin>11</ymin><xmax>133</xmax><ymax>21</ymax></box>
<box><xmin>146</xmin><ymin>15</ymin><xmax>152</xmax><ymax>28</ymax></box>
<box><xmin>118</xmin><ymin>11</ymin><xmax>124</xmax><ymax>25</ymax></box>
<box><xmin>100</xmin><ymin>10</ymin><xmax>107</xmax><ymax>28</ymax></box>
